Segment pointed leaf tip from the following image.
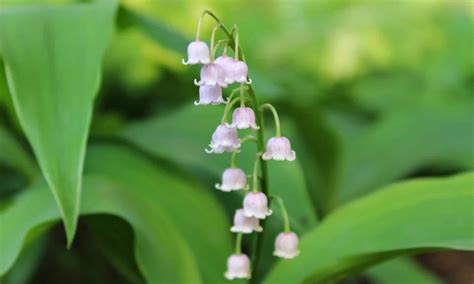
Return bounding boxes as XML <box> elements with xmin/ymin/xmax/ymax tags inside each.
<box><xmin>0</xmin><ymin>0</ymin><xmax>118</xmax><ymax>243</ymax></box>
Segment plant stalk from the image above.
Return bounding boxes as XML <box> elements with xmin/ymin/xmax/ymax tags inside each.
<box><xmin>201</xmin><ymin>10</ymin><xmax>269</xmax><ymax>281</ymax></box>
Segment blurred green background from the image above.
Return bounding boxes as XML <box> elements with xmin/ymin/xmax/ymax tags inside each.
<box><xmin>0</xmin><ymin>0</ymin><xmax>473</xmax><ymax>283</ymax></box>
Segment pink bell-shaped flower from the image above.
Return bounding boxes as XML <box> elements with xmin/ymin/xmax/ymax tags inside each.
<box><xmin>262</xmin><ymin>137</ymin><xmax>296</xmax><ymax>161</ymax></box>
<box><xmin>229</xmin><ymin>60</ymin><xmax>252</xmax><ymax>84</ymax></box>
<box><xmin>224</xmin><ymin>254</ymin><xmax>251</xmax><ymax>280</ymax></box>
<box><xmin>231</xmin><ymin>209</ymin><xmax>263</xmax><ymax>233</ymax></box>
<box><xmin>273</xmin><ymin>232</ymin><xmax>300</xmax><ymax>259</ymax></box>
<box><xmin>215</xmin><ymin>55</ymin><xmax>236</xmax><ymax>84</ymax></box>
<box><xmin>194</xmin><ymin>85</ymin><xmax>226</xmax><ymax>105</ymax></box>
<box><xmin>215</xmin><ymin>168</ymin><xmax>248</xmax><ymax>192</ymax></box>
<box><xmin>227</xmin><ymin>107</ymin><xmax>259</xmax><ymax>130</ymax></box>
<box><xmin>182</xmin><ymin>40</ymin><xmax>210</xmax><ymax>65</ymax></box>
<box><xmin>243</xmin><ymin>192</ymin><xmax>272</xmax><ymax>219</ymax></box>
<box><xmin>194</xmin><ymin>63</ymin><xmax>227</xmax><ymax>87</ymax></box>
<box><xmin>205</xmin><ymin>124</ymin><xmax>240</xmax><ymax>154</ymax></box>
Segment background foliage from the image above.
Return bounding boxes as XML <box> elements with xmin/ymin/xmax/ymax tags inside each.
<box><xmin>0</xmin><ymin>0</ymin><xmax>473</xmax><ymax>283</ymax></box>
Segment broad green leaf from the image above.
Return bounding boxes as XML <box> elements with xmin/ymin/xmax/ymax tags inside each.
<box><xmin>1</xmin><ymin>143</ymin><xmax>233</xmax><ymax>283</ymax></box>
<box><xmin>84</xmin><ymin>144</ymin><xmax>232</xmax><ymax>284</ymax></box>
<box><xmin>0</xmin><ymin>126</ymin><xmax>37</xmax><ymax>180</ymax></box>
<box><xmin>264</xmin><ymin>172</ymin><xmax>474</xmax><ymax>283</ymax></box>
<box><xmin>367</xmin><ymin>258</ymin><xmax>442</xmax><ymax>284</ymax></box>
<box><xmin>0</xmin><ymin>0</ymin><xmax>117</xmax><ymax>244</ymax></box>
<box><xmin>2</xmin><ymin>235</ymin><xmax>48</xmax><ymax>284</ymax></box>
<box><xmin>2</xmin><ymin>143</ymin><xmax>234</xmax><ymax>283</ymax></box>
<box><xmin>0</xmin><ymin>59</ymin><xmax>19</xmax><ymax>128</ymax></box>
<box><xmin>0</xmin><ymin>176</ymin><xmax>202</xmax><ymax>284</ymax></box>
<box><xmin>330</xmin><ymin>102</ymin><xmax>474</xmax><ymax>208</ymax></box>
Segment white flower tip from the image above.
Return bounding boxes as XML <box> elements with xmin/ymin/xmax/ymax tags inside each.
<box><xmin>273</xmin><ymin>251</ymin><xmax>300</xmax><ymax>259</ymax></box>
<box><xmin>214</xmin><ymin>99</ymin><xmax>227</xmax><ymax>105</ymax></box>
<box><xmin>288</xmin><ymin>151</ymin><xmax>296</xmax><ymax>161</ymax></box>
<box><xmin>194</xmin><ymin>79</ymin><xmax>202</xmax><ymax>86</ymax></box>
<box><xmin>182</xmin><ymin>58</ymin><xmax>189</xmax><ymax>65</ymax></box>
<box><xmin>224</xmin><ymin>272</ymin><xmax>251</xmax><ymax>281</ymax></box>
<box><xmin>245</xmin><ymin>78</ymin><xmax>252</xmax><ymax>84</ymax></box>
<box><xmin>225</xmin><ymin>122</ymin><xmax>235</xmax><ymax>129</ymax></box>
<box><xmin>262</xmin><ymin>152</ymin><xmax>271</xmax><ymax>160</ymax></box>
<box><xmin>205</xmin><ymin>148</ymin><xmax>213</xmax><ymax>154</ymax></box>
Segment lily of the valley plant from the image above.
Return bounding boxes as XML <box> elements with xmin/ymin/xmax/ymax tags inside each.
<box><xmin>183</xmin><ymin>10</ymin><xmax>299</xmax><ymax>280</ymax></box>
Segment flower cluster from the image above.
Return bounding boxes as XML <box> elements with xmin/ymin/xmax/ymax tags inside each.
<box><xmin>183</xmin><ymin>11</ymin><xmax>299</xmax><ymax>281</ymax></box>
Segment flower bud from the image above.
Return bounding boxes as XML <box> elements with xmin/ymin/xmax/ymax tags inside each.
<box><xmin>224</xmin><ymin>254</ymin><xmax>251</xmax><ymax>280</ymax></box>
<box><xmin>243</xmin><ymin>192</ymin><xmax>272</xmax><ymax>219</ymax></box>
<box><xmin>273</xmin><ymin>232</ymin><xmax>300</xmax><ymax>259</ymax></box>
<box><xmin>262</xmin><ymin>137</ymin><xmax>296</xmax><ymax>161</ymax></box>
<box><xmin>205</xmin><ymin>124</ymin><xmax>240</xmax><ymax>154</ymax></box>
<box><xmin>215</xmin><ymin>168</ymin><xmax>248</xmax><ymax>192</ymax></box>
<box><xmin>215</xmin><ymin>55</ymin><xmax>236</xmax><ymax>84</ymax></box>
<box><xmin>229</xmin><ymin>60</ymin><xmax>252</xmax><ymax>84</ymax></box>
<box><xmin>194</xmin><ymin>85</ymin><xmax>226</xmax><ymax>105</ymax></box>
<box><xmin>194</xmin><ymin>63</ymin><xmax>227</xmax><ymax>87</ymax></box>
<box><xmin>182</xmin><ymin>40</ymin><xmax>210</xmax><ymax>65</ymax></box>
<box><xmin>231</xmin><ymin>209</ymin><xmax>263</xmax><ymax>233</ymax></box>
<box><xmin>227</xmin><ymin>107</ymin><xmax>259</xmax><ymax>130</ymax></box>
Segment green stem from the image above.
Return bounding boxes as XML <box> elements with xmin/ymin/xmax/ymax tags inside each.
<box><xmin>210</xmin><ymin>24</ymin><xmax>221</xmax><ymax>61</ymax></box>
<box><xmin>201</xmin><ymin>11</ymin><xmax>269</xmax><ymax>281</ymax></box>
<box><xmin>212</xmin><ymin>39</ymin><xmax>229</xmax><ymax>59</ymax></box>
<box><xmin>240</xmin><ymin>85</ymin><xmax>245</xmax><ymax>107</ymax></box>
<box><xmin>233</xmin><ymin>25</ymin><xmax>239</xmax><ymax>60</ymax></box>
<box><xmin>221</xmin><ymin>98</ymin><xmax>241</xmax><ymax>124</ymax></box>
<box><xmin>196</xmin><ymin>12</ymin><xmax>204</xmax><ymax>40</ymax></box>
<box><xmin>235</xmin><ymin>233</ymin><xmax>243</xmax><ymax>254</ymax></box>
<box><xmin>252</xmin><ymin>153</ymin><xmax>261</xmax><ymax>192</ymax></box>
<box><xmin>260</xmin><ymin>103</ymin><xmax>282</xmax><ymax>137</ymax></box>
<box><xmin>221</xmin><ymin>86</ymin><xmax>251</xmax><ymax>124</ymax></box>
<box><xmin>230</xmin><ymin>151</ymin><xmax>238</xmax><ymax>168</ymax></box>
<box><xmin>226</xmin><ymin>87</ymin><xmax>241</xmax><ymax>103</ymax></box>
<box><xmin>223</xmin><ymin>41</ymin><xmax>229</xmax><ymax>55</ymax></box>
<box><xmin>271</xmin><ymin>196</ymin><xmax>291</xmax><ymax>232</ymax></box>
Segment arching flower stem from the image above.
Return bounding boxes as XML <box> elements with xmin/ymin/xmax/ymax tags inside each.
<box><xmin>270</xmin><ymin>196</ymin><xmax>291</xmax><ymax>233</ymax></box>
<box><xmin>221</xmin><ymin>86</ymin><xmax>251</xmax><ymax>124</ymax></box>
<box><xmin>210</xmin><ymin>24</ymin><xmax>221</xmax><ymax>61</ymax></box>
<box><xmin>240</xmin><ymin>84</ymin><xmax>246</xmax><ymax>107</ymax></box>
<box><xmin>260</xmin><ymin>103</ymin><xmax>282</xmax><ymax>137</ymax></box>
<box><xmin>212</xmin><ymin>39</ymin><xmax>229</xmax><ymax>59</ymax></box>
<box><xmin>235</xmin><ymin>233</ymin><xmax>243</xmax><ymax>254</ymax></box>
<box><xmin>221</xmin><ymin>98</ymin><xmax>240</xmax><ymax>124</ymax></box>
